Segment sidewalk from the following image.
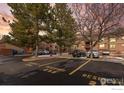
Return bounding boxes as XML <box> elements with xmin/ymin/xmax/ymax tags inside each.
<box><xmin>101</xmin><ymin>56</ymin><xmax>124</xmax><ymax>65</ymax></box>
<box><xmin>22</xmin><ymin>53</ymin><xmax>71</xmax><ymax>62</ymax></box>
<box><xmin>22</xmin><ymin>53</ymin><xmax>101</xmax><ymax>62</ymax></box>
<box><xmin>58</xmin><ymin>55</ymin><xmax>124</xmax><ymax>65</ymax></box>
<box><xmin>22</xmin><ymin>56</ymin><xmax>55</xmax><ymax>62</ymax></box>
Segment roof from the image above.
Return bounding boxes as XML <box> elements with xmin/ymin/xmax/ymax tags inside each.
<box><xmin>0</xmin><ymin>42</ymin><xmax>23</xmax><ymax>51</ymax></box>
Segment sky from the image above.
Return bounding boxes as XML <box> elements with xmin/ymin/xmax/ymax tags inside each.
<box><xmin>0</xmin><ymin>3</ymin><xmax>55</xmax><ymax>36</ymax></box>
<box><xmin>0</xmin><ymin>3</ymin><xmax>14</xmax><ymax>36</ymax></box>
<box><xmin>0</xmin><ymin>3</ymin><xmax>54</xmax><ymax>36</ymax></box>
<box><xmin>0</xmin><ymin>3</ymin><xmax>124</xmax><ymax>36</ymax></box>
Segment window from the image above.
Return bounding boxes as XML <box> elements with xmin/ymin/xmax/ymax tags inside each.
<box><xmin>99</xmin><ymin>44</ymin><xmax>105</xmax><ymax>48</ymax></box>
<box><xmin>110</xmin><ymin>44</ymin><xmax>116</xmax><ymax>49</ymax></box>
<box><xmin>110</xmin><ymin>38</ymin><xmax>116</xmax><ymax>42</ymax></box>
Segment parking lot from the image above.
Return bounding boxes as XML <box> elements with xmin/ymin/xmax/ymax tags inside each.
<box><xmin>0</xmin><ymin>55</ymin><xmax>124</xmax><ymax>85</ymax></box>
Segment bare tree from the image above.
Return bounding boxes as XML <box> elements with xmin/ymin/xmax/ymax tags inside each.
<box><xmin>109</xmin><ymin>27</ymin><xmax>124</xmax><ymax>37</ymax></box>
<box><xmin>71</xmin><ymin>4</ymin><xmax>124</xmax><ymax>52</ymax></box>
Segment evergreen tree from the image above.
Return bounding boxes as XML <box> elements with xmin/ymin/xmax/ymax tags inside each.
<box><xmin>8</xmin><ymin>3</ymin><xmax>52</xmax><ymax>56</ymax></box>
<box><xmin>48</xmin><ymin>3</ymin><xmax>76</xmax><ymax>55</ymax></box>
<box><xmin>8</xmin><ymin>3</ymin><xmax>76</xmax><ymax>56</ymax></box>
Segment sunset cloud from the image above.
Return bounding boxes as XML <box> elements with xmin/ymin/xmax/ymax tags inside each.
<box><xmin>0</xmin><ymin>13</ymin><xmax>13</xmax><ymax>35</ymax></box>
<box><xmin>0</xmin><ymin>4</ymin><xmax>14</xmax><ymax>35</ymax></box>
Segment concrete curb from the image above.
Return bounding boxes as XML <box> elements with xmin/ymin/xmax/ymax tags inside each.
<box><xmin>22</xmin><ymin>56</ymin><xmax>55</xmax><ymax>62</ymax></box>
<box><xmin>22</xmin><ymin>56</ymin><xmax>103</xmax><ymax>62</ymax></box>
<box><xmin>22</xmin><ymin>54</ymin><xmax>71</xmax><ymax>62</ymax></box>
<box><xmin>14</xmin><ymin>54</ymin><xmax>32</xmax><ymax>57</ymax></box>
<box><xmin>22</xmin><ymin>55</ymin><xmax>124</xmax><ymax>63</ymax></box>
<box><xmin>22</xmin><ymin>55</ymin><xmax>71</xmax><ymax>62</ymax></box>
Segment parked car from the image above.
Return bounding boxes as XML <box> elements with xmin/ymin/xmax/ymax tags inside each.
<box><xmin>72</xmin><ymin>50</ymin><xmax>86</xmax><ymax>57</ymax></box>
<box><xmin>43</xmin><ymin>50</ymin><xmax>50</xmax><ymax>55</ymax></box>
<box><xmin>102</xmin><ymin>49</ymin><xmax>110</xmax><ymax>55</ymax></box>
<box><xmin>33</xmin><ymin>49</ymin><xmax>57</xmax><ymax>55</ymax></box>
<box><xmin>86</xmin><ymin>50</ymin><xmax>99</xmax><ymax>58</ymax></box>
<box><xmin>33</xmin><ymin>50</ymin><xmax>50</xmax><ymax>55</ymax></box>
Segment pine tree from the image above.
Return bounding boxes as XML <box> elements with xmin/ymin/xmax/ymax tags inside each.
<box><xmin>48</xmin><ymin>3</ymin><xmax>76</xmax><ymax>55</ymax></box>
<box><xmin>8</xmin><ymin>3</ymin><xmax>52</xmax><ymax>56</ymax></box>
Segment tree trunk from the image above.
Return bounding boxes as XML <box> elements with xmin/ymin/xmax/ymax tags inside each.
<box><xmin>34</xmin><ymin>17</ymin><xmax>39</xmax><ymax>57</ymax></box>
<box><xmin>59</xmin><ymin>46</ymin><xmax>62</xmax><ymax>56</ymax></box>
<box><xmin>90</xmin><ymin>41</ymin><xmax>93</xmax><ymax>59</ymax></box>
<box><xmin>68</xmin><ymin>46</ymin><xmax>71</xmax><ymax>54</ymax></box>
<box><xmin>50</xmin><ymin>45</ymin><xmax>53</xmax><ymax>57</ymax></box>
<box><xmin>107</xmin><ymin>37</ymin><xmax>110</xmax><ymax>50</ymax></box>
<box><xmin>35</xmin><ymin>33</ymin><xmax>38</xmax><ymax>57</ymax></box>
<box><xmin>90</xmin><ymin>45</ymin><xmax>93</xmax><ymax>59</ymax></box>
<box><xmin>35</xmin><ymin>45</ymin><xmax>38</xmax><ymax>57</ymax></box>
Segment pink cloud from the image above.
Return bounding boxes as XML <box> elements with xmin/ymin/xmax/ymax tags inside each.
<box><xmin>0</xmin><ymin>4</ymin><xmax>14</xmax><ymax>35</ymax></box>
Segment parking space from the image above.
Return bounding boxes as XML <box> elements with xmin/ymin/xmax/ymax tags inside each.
<box><xmin>0</xmin><ymin>55</ymin><xmax>124</xmax><ymax>85</ymax></box>
<box><xmin>36</xmin><ymin>59</ymin><xmax>91</xmax><ymax>76</ymax></box>
<box><xmin>41</xmin><ymin>66</ymin><xmax>66</xmax><ymax>74</ymax></box>
<box><xmin>35</xmin><ymin>58</ymin><xmax>124</xmax><ymax>80</ymax></box>
<box><xmin>25</xmin><ymin>56</ymin><xmax>124</xmax><ymax>76</ymax></box>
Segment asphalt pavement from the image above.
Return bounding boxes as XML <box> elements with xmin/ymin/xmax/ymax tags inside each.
<box><xmin>0</xmin><ymin>55</ymin><xmax>124</xmax><ymax>85</ymax></box>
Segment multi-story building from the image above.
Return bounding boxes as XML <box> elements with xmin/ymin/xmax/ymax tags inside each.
<box><xmin>98</xmin><ymin>36</ymin><xmax>124</xmax><ymax>54</ymax></box>
<box><xmin>73</xmin><ymin>34</ymin><xmax>124</xmax><ymax>55</ymax></box>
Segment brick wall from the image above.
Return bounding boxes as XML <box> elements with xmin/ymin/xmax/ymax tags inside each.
<box><xmin>74</xmin><ymin>36</ymin><xmax>124</xmax><ymax>54</ymax></box>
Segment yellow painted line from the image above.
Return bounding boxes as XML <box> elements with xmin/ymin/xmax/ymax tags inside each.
<box><xmin>45</xmin><ymin>66</ymin><xmax>65</xmax><ymax>72</ymax></box>
<box><xmin>43</xmin><ymin>68</ymin><xmax>49</xmax><ymax>71</ymax></box>
<box><xmin>25</xmin><ymin>64</ymin><xmax>33</xmax><ymax>67</ymax></box>
<box><xmin>81</xmin><ymin>58</ymin><xmax>104</xmax><ymax>61</ymax></box>
<box><xmin>38</xmin><ymin>59</ymin><xmax>69</xmax><ymax>67</ymax></box>
<box><xmin>51</xmin><ymin>71</ymin><xmax>57</xmax><ymax>74</ymax></box>
<box><xmin>89</xmin><ymin>80</ymin><xmax>96</xmax><ymax>85</ymax></box>
<box><xmin>25</xmin><ymin>62</ymin><xmax>38</xmax><ymax>67</ymax></box>
<box><xmin>69</xmin><ymin>59</ymin><xmax>91</xmax><ymax>75</ymax></box>
<box><xmin>47</xmin><ymin>70</ymin><xmax>53</xmax><ymax>73</ymax></box>
<box><xmin>29</xmin><ymin>62</ymin><xmax>38</xmax><ymax>65</ymax></box>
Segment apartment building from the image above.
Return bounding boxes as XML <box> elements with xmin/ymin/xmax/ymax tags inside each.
<box><xmin>98</xmin><ymin>36</ymin><xmax>124</xmax><ymax>54</ymax></box>
<box><xmin>73</xmin><ymin>35</ymin><xmax>124</xmax><ymax>55</ymax></box>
